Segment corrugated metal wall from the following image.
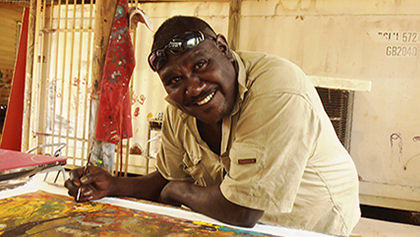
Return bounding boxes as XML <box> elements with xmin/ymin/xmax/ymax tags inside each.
<box><xmin>238</xmin><ymin>0</ymin><xmax>420</xmax><ymax>212</ymax></box>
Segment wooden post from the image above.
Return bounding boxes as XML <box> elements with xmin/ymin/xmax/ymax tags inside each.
<box><xmin>89</xmin><ymin>0</ymin><xmax>118</xmax><ymax>171</ymax></box>
<box><xmin>227</xmin><ymin>0</ymin><xmax>241</xmax><ymax>51</ymax></box>
<box><xmin>22</xmin><ymin>0</ymin><xmax>37</xmax><ymax>151</ymax></box>
<box><xmin>36</xmin><ymin>0</ymin><xmax>52</xmax><ymax>152</ymax></box>
<box><xmin>28</xmin><ymin>0</ymin><xmax>42</xmax><ymax>151</ymax></box>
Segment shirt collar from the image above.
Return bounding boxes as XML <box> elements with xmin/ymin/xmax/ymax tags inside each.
<box><xmin>231</xmin><ymin>50</ymin><xmax>247</xmax><ymax>116</ymax></box>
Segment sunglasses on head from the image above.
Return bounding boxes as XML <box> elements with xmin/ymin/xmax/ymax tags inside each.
<box><xmin>148</xmin><ymin>31</ymin><xmax>215</xmax><ymax>71</ymax></box>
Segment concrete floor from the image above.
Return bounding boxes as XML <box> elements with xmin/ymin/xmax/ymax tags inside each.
<box><xmin>44</xmin><ymin>170</ymin><xmax>420</xmax><ymax>237</ymax></box>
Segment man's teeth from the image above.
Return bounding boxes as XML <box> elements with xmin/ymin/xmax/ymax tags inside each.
<box><xmin>196</xmin><ymin>91</ymin><xmax>215</xmax><ymax>105</ymax></box>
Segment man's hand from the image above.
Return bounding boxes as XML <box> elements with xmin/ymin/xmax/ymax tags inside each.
<box><xmin>65</xmin><ymin>169</ymin><xmax>168</xmax><ymax>203</ymax></box>
<box><xmin>64</xmin><ymin>166</ymin><xmax>115</xmax><ymax>202</ymax></box>
<box><xmin>159</xmin><ymin>181</ymin><xmax>264</xmax><ymax>227</ymax></box>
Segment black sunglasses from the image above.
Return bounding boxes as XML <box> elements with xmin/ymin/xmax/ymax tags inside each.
<box><xmin>148</xmin><ymin>31</ymin><xmax>215</xmax><ymax>71</ymax></box>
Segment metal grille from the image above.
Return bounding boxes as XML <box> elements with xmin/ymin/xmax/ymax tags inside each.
<box><xmin>29</xmin><ymin>0</ymin><xmax>95</xmax><ymax>167</ymax></box>
<box><xmin>316</xmin><ymin>87</ymin><xmax>354</xmax><ymax>150</ymax></box>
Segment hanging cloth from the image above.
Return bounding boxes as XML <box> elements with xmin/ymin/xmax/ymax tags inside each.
<box><xmin>95</xmin><ymin>0</ymin><xmax>134</xmax><ymax>145</ymax></box>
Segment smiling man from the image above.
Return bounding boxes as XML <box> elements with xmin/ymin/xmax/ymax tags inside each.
<box><xmin>65</xmin><ymin>16</ymin><xmax>361</xmax><ymax>236</ymax></box>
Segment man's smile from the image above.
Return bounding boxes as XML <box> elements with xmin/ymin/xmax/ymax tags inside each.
<box><xmin>196</xmin><ymin>90</ymin><xmax>216</xmax><ymax>106</ymax></box>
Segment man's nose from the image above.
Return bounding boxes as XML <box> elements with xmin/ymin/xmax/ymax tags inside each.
<box><xmin>185</xmin><ymin>76</ymin><xmax>205</xmax><ymax>96</ymax></box>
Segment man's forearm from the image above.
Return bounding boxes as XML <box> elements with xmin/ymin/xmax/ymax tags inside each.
<box><xmin>160</xmin><ymin>182</ymin><xmax>263</xmax><ymax>227</ymax></box>
<box><xmin>110</xmin><ymin>171</ymin><xmax>168</xmax><ymax>202</ymax></box>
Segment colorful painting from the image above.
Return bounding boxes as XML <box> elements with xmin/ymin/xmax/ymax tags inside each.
<box><xmin>0</xmin><ymin>191</ymin><xmax>275</xmax><ymax>236</ymax></box>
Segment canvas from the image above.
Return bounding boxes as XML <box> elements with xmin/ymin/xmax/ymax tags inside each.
<box><xmin>0</xmin><ymin>191</ymin><xmax>275</xmax><ymax>236</ymax></box>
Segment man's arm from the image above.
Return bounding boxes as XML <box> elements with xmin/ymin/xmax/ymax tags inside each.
<box><xmin>159</xmin><ymin>181</ymin><xmax>264</xmax><ymax>227</ymax></box>
<box><xmin>109</xmin><ymin>170</ymin><xmax>169</xmax><ymax>201</ymax></box>
<box><xmin>65</xmin><ymin>166</ymin><xmax>168</xmax><ymax>202</ymax></box>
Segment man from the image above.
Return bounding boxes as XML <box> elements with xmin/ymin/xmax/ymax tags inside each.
<box><xmin>65</xmin><ymin>16</ymin><xmax>360</xmax><ymax>235</ymax></box>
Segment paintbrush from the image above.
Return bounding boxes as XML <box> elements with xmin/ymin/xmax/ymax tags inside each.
<box><xmin>76</xmin><ymin>152</ymin><xmax>91</xmax><ymax>201</ymax></box>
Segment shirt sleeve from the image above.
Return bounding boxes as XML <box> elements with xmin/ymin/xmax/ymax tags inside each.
<box><xmin>155</xmin><ymin>106</ymin><xmax>193</xmax><ymax>182</ymax></box>
<box><xmin>220</xmin><ymin>91</ymin><xmax>321</xmax><ymax>213</ymax></box>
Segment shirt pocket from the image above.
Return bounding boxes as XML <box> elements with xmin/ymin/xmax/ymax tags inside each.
<box><xmin>182</xmin><ymin>146</ymin><xmax>206</xmax><ymax>186</ymax></box>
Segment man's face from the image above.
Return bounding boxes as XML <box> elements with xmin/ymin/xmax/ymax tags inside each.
<box><xmin>157</xmin><ymin>35</ymin><xmax>237</xmax><ymax>124</ymax></box>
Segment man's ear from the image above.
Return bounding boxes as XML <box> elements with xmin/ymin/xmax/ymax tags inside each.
<box><xmin>215</xmin><ymin>34</ymin><xmax>233</xmax><ymax>61</ymax></box>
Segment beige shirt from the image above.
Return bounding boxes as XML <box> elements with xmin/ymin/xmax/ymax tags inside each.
<box><xmin>156</xmin><ymin>51</ymin><xmax>360</xmax><ymax>236</ymax></box>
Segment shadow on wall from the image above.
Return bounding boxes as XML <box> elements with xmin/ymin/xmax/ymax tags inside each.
<box><xmin>361</xmin><ymin>205</ymin><xmax>420</xmax><ymax>226</ymax></box>
<box><xmin>0</xmin><ymin>104</ymin><xmax>7</xmax><ymax>134</ymax></box>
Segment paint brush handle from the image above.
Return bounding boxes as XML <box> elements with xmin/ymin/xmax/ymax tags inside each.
<box><xmin>76</xmin><ymin>152</ymin><xmax>92</xmax><ymax>202</ymax></box>
<box><xmin>76</xmin><ymin>187</ymin><xmax>82</xmax><ymax>201</ymax></box>
<box><xmin>83</xmin><ymin>152</ymin><xmax>92</xmax><ymax>175</ymax></box>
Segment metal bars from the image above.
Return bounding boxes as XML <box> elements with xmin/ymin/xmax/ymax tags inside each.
<box><xmin>30</xmin><ymin>0</ymin><xmax>94</xmax><ymax>166</ymax></box>
<box><xmin>29</xmin><ymin>0</ymin><xmax>143</xmax><ymax>175</ymax></box>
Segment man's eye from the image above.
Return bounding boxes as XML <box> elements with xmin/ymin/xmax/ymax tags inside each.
<box><xmin>194</xmin><ymin>60</ymin><xmax>207</xmax><ymax>71</ymax></box>
<box><xmin>169</xmin><ymin>77</ymin><xmax>182</xmax><ymax>85</ymax></box>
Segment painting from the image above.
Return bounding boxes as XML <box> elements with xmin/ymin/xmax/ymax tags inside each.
<box><xmin>0</xmin><ymin>191</ymin><xmax>275</xmax><ymax>236</ymax></box>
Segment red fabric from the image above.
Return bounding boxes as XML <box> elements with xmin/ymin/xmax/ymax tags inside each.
<box><xmin>95</xmin><ymin>0</ymin><xmax>134</xmax><ymax>144</ymax></box>
<box><xmin>0</xmin><ymin>8</ymin><xmax>29</xmax><ymax>151</ymax></box>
